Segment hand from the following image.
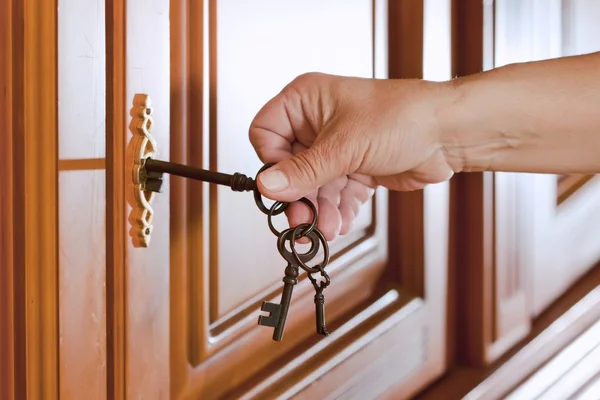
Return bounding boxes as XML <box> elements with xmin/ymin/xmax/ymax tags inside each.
<box><xmin>249</xmin><ymin>72</ymin><xmax>455</xmax><ymax>241</ymax></box>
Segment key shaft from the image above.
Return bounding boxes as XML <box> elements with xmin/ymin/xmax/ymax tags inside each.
<box><xmin>272</xmin><ymin>266</ymin><xmax>298</xmax><ymax>341</ymax></box>
<box><xmin>143</xmin><ymin>157</ymin><xmax>256</xmax><ymax>192</ymax></box>
<box><xmin>314</xmin><ymin>292</ymin><xmax>330</xmax><ymax>336</ymax></box>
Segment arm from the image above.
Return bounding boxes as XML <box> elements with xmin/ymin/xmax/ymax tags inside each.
<box><xmin>440</xmin><ymin>51</ymin><xmax>600</xmax><ymax>175</ymax></box>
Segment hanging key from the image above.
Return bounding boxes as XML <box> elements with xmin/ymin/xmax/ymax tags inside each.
<box><xmin>258</xmin><ymin>261</ymin><xmax>300</xmax><ymax>341</ymax></box>
<box><xmin>314</xmin><ymin>292</ymin><xmax>329</xmax><ymax>336</ymax></box>
<box><xmin>258</xmin><ymin>226</ymin><xmax>321</xmax><ymax>341</ymax></box>
<box><xmin>308</xmin><ymin>268</ymin><xmax>331</xmax><ymax>336</ymax></box>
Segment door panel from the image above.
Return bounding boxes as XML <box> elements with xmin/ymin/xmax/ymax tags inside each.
<box><xmin>533</xmin><ymin>0</ymin><xmax>600</xmax><ymax>314</ymax></box>
<box><xmin>215</xmin><ymin>0</ymin><xmax>375</xmax><ymax>318</ymax></box>
<box><xmin>453</xmin><ymin>0</ymin><xmax>600</xmax><ymax>367</ymax></box>
<box><xmin>105</xmin><ymin>0</ymin><xmax>171</xmax><ymax>397</ymax></box>
<box><xmin>57</xmin><ymin>0</ymin><xmax>107</xmax><ymax>397</ymax></box>
<box><xmin>168</xmin><ymin>0</ymin><xmax>450</xmax><ymax>399</ymax></box>
<box><xmin>493</xmin><ymin>0</ymin><xmax>600</xmax><ymax>317</ymax></box>
<box><xmin>499</xmin><ymin>0</ymin><xmax>600</xmax><ymax>316</ymax></box>
<box><xmin>124</xmin><ymin>0</ymin><xmax>171</xmax><ymax>396</ymax></box>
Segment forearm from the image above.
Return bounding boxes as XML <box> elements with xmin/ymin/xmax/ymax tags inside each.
<box><xmin>440</xmin><ymin>51</ymin><xmax>600</xmax><ymax>174</ymax></box>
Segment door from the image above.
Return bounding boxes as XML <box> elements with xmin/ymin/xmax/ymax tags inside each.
<box><xmin>452</xmin><ymin>0</ymin><xmax>600</xmax><ymax>368</ymax></box>
<box><xmin>1</xmin><ymin>0</ymin><xmax>452</xmax><ymax>398</ymax></box>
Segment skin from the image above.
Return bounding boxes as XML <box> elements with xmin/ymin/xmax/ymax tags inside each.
<box><xmin>249</xmin><ymin>51</ymin><xmax>600</xmax><ymax>241</ymax></box>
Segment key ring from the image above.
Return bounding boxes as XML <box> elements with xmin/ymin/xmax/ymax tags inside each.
<box><xmin>253</xmin><ymin>163</ymin><xmax>289</xmax><ymax>216</ymax></box>
<box><xmin>289</xmin><ymin>223</ymin><xmax>329</xmax><ymax>275</ymax></box>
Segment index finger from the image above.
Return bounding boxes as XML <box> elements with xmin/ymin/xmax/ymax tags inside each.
<box><xmin>249</xmin><ymin>90</ymin><xmax>296</xmax><ymax>164</ymax></box>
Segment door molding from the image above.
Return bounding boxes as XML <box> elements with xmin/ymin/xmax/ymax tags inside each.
<box><xmin>2</xmin><ymin>0</ymin><xmax>60</xmax><ymax>398</ymax></box>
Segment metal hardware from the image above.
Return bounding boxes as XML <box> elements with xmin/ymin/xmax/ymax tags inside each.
<box><xmin>130</xmin><ymin>94</ymin><xmax>157</xmax><ymax>247</ymax></box>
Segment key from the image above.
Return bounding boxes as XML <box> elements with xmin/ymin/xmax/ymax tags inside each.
<box><xmin>142</xmin><ymin>157</ymin><xmax>256</xmax><ymax>192</ymax></box>
<box><xmin>308</xmin><ymin>270</ymin><xmax>331</xmax><ymax>337</ymax></box>
<box><xmin>140</xmin><ymin>158</ymin><xmax>289</xmax><ymax>216</ymax></box>
<box><xmin>142</xmin><ymin>158</ymin><xmax>288</xmax><ymax>216</ymax></box>
<box><xmin>258</xmin><ymin>262</ymin><xmax>299</xmax><ymax>341</ymax></box>
<box><xmin>314</xmin><ymin>291</ymin><xmax>330</xmax><ymax>336</ymax></box>
<box><xmin>258</xmin><ymin>227</ymin><xmax>321</xmax><ymax>341</ymax></box>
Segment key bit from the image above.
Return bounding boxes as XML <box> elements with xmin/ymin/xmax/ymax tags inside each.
<box><xmin>142</xmin><ymin>157</ymin><xmax>256</xmax><ymax>192</ymax></box>
<box><xmin>257</xmin><ymin>302</ymin><xmax>281</xmax><ymax>327</ymax></box>
<box><xmin>258</xmin><ymin>263</ymin><xmax>299</xmax><ymax>342</ymax></box>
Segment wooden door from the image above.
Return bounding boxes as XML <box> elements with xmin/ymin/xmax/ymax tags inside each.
<box><xmin>529</xmin><ymin>0</ymin><xmax>600</xmax><ymax>316</ymax></box>
<box><xmin>1</xmin><ymin>0</ymin><xmax>452</xmax><ymax>398</ymax></box>
<box><xmin>452</xmin><ymin>0</ymin><xmax>600</xmax><ymax>367</ymax></box>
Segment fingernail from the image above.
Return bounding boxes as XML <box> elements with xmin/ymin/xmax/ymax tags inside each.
<box><xmin>259</xmin><ymin>169</ymin><xmax>289</xmax><ymax>192</ymax></box>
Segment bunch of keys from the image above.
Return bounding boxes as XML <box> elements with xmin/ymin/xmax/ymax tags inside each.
<box><xmin>140</xmin><ymin>158</ymin><xmax>332</xmax><ymax>342</ymax></box>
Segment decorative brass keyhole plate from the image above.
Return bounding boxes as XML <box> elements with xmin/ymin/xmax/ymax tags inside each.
<box><xmin>130</xmin><ymin>94</ymin><xmax>157</xmax><ymax>247</ymax></box>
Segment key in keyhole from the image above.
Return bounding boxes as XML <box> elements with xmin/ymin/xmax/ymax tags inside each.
<box><xmin>143</xmin><ymin>158</ymin><xmax>256</xmax><ymax>192</ymax></box>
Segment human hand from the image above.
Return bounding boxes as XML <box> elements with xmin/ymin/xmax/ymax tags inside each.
<box><xmin>249</xmin><ymin>72</ymin><xmax>455</xmax><ymax>241</ymax></box>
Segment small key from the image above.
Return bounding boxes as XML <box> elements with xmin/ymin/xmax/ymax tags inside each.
<box><xmin>258</xmin><ymin>262</ymin><xmax>299</xmax><ymax>341</ymax></box>
<box><xmin>314</xmin><ymin>292</ymin><xmax>330</xmax><ymax>336</ymax></box>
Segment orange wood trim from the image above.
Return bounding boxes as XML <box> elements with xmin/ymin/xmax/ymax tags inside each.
<box><xmin>387</xmin><ymin>0</ymin><xmax>425</xmax><ymax>297</ymax></box>
<box><xmin>416</xmin><ymin>264</ymin><xmax>600</xmax><ymax>399</ymax></box>
<box><xmin>0</xmin><ymin>0</ymin><xmax>15</xmax><ymax>398</ymax></box>
<box><xmin>557</xmin><ymin>174</ymin><xmax>595</xmax><ymax>205</ymax></box>
<box><xmin>467</xmin><ymin>286</ymin><xmax>600</xmax><ymax>399</ymax></box>
<box><xmin>507</xmin><ymin>318</ymin><xmax>600</xmax><ymax>398</ymax></box>
<box><xmin>9</xmin><ymin>0</ymin><xmax>60</xmax><ymax>397</ymax></box>
<box><xmin>388</xmin><ymin>0</ymin><xmax>423</xmax><ymax>80</ymax></box>
<box><xmin>451</xmin><ymin>0</ymin><xmax>492</xmax><ymax>367</ymax></box>
<box><xmin>105</xmin><ymin>0</ymin><xmax>127</xmax><ymax>398</ymax></box>
<box><xmin>169</xmin><ymin>0</ymin><xmax>194</xmax><ymax>396</ymax></box>
<box><xmin>451</xmin><ymin>0</ymin><xmax>530</xmax><ymax>366</ymax></box>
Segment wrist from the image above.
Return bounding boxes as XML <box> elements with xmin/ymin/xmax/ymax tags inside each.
<box><xmin>435</xmin><ymin>68</ymin><xmax>523</xmax><ymax>174</ymax></box>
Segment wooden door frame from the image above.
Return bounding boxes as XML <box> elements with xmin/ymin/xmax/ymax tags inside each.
<box><xmin>1</xmin><ymin>0</ymin><xmax>60</xmax><ymax>398</ymax></box>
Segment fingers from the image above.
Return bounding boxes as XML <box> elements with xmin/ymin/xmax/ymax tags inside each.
<box><xmin>339</xmin><ymin>177</ymin><xmax>375</xmax><ymax>234</ymax></box>
<box><xmin>249</xmin><ymin>82</ymin><xmax>316</xmax><ymax>165</ymax></box>
<box><xmin>283</xmin><ymin>175</ymin><xmax>375</xmax><ymax>241</ymax></box>
<box><xmin>256</xmin><ymin>135</ymin><xmax>354</xmax><ymax>202</ymax></box>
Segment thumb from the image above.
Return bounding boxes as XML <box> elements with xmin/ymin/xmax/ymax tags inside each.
<box><xmin>257</xmin><ymin>139</ymin><xmax>350</xmax><ymax>202</ymax></box>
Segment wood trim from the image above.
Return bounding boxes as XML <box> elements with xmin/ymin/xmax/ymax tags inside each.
<box><xmin>387</xmin><ymin>0</ymin><xmax>424</xmax><ymax>299</ymax></box>
<box><xmin>169</xmin><ymin>0</ymin><xmax>194</xmax><ymax>396</ymax></box>
<box><xmin>467</xmin><ymin>284</ymin><xmax>600</xmax><ymax>399</ymax></box>
<box><xmin>416</xmin><ymin>263</ymin><xmax>600</xmax><ymax>399</ymax></box>
<box><xmin>9</xmin><ymin>0</ymin><xmax>60</xmax><ymax>397</ymax></box>
<box><xmin>557</xmin><ymin>174</ymin><xmax>594</xmax><ymax>205</ymax></box>
<box><xmin>105</xmin><ymin>0</ymin><xmax>127</xmax><ymax>398</ymax></box>
<box><xmin>0</xmin><ymin>0</ymin><xmax>15</xmax><ymax>398</ymax></box>
<box><xmin>451</xmin><ymin>0</ymin><xmax>531</xmax><ymax>366</ymax></box>
<box><xmin>506</xmin><ymin>318</ymin><xmax>600</xmax><ymax>398</ymax></box>
<box><xmin>388</xmin><ymin>0</ymin><xmax>423</xmax><ymax>80</ymax></box>
<box><xmin>451</xmin><ymin>0</ymin><xmax>495</xmax><ymax>366</ymax></box>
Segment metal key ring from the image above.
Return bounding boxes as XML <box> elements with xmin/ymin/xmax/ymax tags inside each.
<box><xmin>253</xmin><ymin>163</ymin><xmax>289</xmax><ymax>216</ymax></box>
<box><xmin>277</xmin><ymin>226</ymin><xmax>321</xmax><ymax>273</ymax></box>
<box><xmin>290</xmin><ymin>224</ymin><xmax>329</xmax><ymax>273</ymax></box>
<box><xmin>267</xmin><ymin>197</ymin><xmax>318</xmax><ymax>238</ymax></box>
